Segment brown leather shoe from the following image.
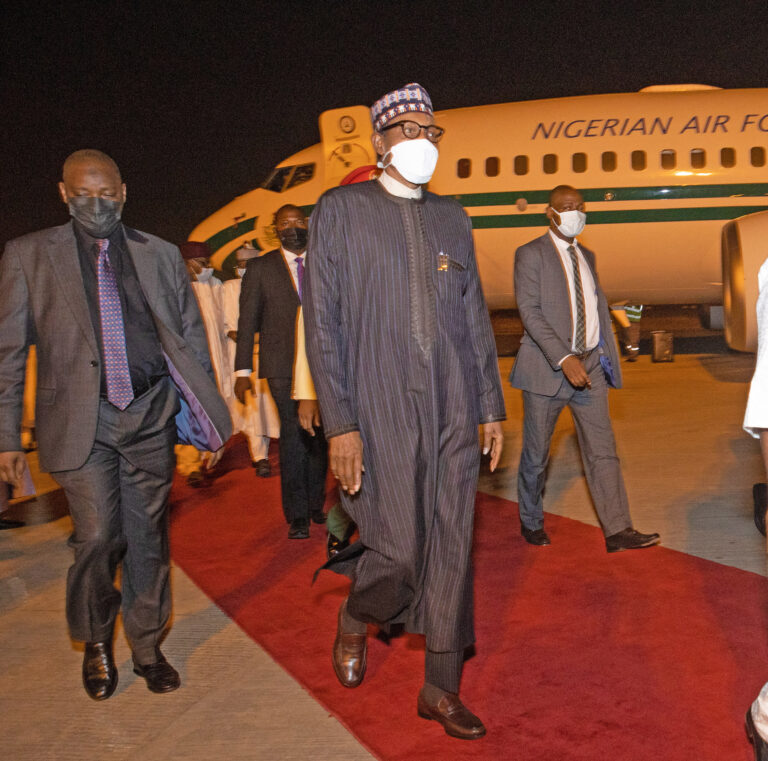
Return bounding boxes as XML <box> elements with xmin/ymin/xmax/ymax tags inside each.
<box><xmin>417</xmin><ymin>688</ymin><xmax>486</xmax><ymax>740</ymax></box>
<box><xmin>83</xmin><ymin>641</ymin><xmax>118</xmax><ymax>701</ymax></box>
<box><xmin>332</xmin><ymin>600</ymin><xmax>366</xmax><ymax>688</ymax></box>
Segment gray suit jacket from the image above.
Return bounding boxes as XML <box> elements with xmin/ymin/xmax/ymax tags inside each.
<box><xmin>0</xmin><ymin>221</ymin><xmax>232</xmax><ymax>472</ymax></box>
<box><xmin>509</xmin><ymin>232</ymin><xmax>622</xmax><ymax>396</ymax></box>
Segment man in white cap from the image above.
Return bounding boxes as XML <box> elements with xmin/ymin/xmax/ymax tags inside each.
<box><xmin>304</xmin><ymin>83</ymin><xmax>505</xmax><ymax>739</ymax></box>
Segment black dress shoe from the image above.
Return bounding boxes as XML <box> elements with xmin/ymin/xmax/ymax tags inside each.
<box><xmin>605</xmin><ymin>527</ymin><xmax>660</xmax><ymax>553</ymax></box>
<box><xmin>521</xmin><ymin>525</ymin><xmax>551</xmax><ymax>546</ymax></box>
<box><xmin>746</xmin><ymin>707</ymin><xmax>768</xmax><ymax>760</ymax></box>
<box><xmin>133</xmin><ymin>650</ymin><xmax>180</xmax><ymax>693</ymax></box>
<box><xmin>288</xmin><ymin>518</ymin><xmax>310</xmax><ymax>539</ymax></box>
<box><xmin>417</xmin><ymin>688</ymin><xmax>486</xmax><ymax>740</ymax></box>
<box><xmin>83</xmin><ymin>641</ymin><xmax>118</xmax><ymax>700</ymax></box>
<box><xmin>754</xmin><ymin>483</ymin><xmax>767</xmax><ymax>537</ymax></box>
<box><xmin>0</xmin><ymin>516</ymin><xmax>25</xmax><ymax>530</ymax></box>
<box><xmin>186</xmin><ymin>470</ymin><xmax>208</xmax><ymax>488</ymax></box>
<box><xmin>253</xmin><ymin>459</ymin><xmax>271</xmax><ymax>478</ymax></box>
<box><xmin>310</xmin><ymin>510</ymin><xmax>327</xmax><ymax>525</ymax></box>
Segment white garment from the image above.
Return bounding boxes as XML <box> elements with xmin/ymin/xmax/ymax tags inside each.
<box><xmin>744</xmin><ymin>259</ymin><xmax>768</xmax><ymax>437</ymax></box>
<box><xmin>281</xmin><ymin>247</ymin><xmax>305</xmax><ymax>293</ymax></box>
<box><xmin>378</xmin><ymin>169</ymin><xmax>423</xmax><ymax>199</ymax></box>
<box><xmin>191</xmin><ymin>277</ymin><xmax>232</xmax><ymax>407</ymax></box>
<box><xmin>548</xmin><ymin>230</ymin><xmax>599</xmax><ymax>358</ymax></box>
<box><xmin>752</xmin><ymin>681</ymin><xmax>768</xmax><ymax>741</ymax></box>
<box><xmin>221</xmin><ymin>278</ymin><xmax>280</xmax><ymax>459</ymax></box>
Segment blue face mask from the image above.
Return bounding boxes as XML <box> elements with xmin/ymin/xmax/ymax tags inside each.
<box><xmin>68</xmin><ymin>196</ymin><xmax>123</xmax><ymax>238</ymax></box>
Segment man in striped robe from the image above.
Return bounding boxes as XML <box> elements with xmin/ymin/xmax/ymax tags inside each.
<box><xmin>304</xmin><ymin>83</ymin><xmax>505</xmax><ymax>740</ymax></box>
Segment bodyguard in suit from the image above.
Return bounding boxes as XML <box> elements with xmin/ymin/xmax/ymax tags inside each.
<box><xmin>305</xmin><ymin>83</ymin><xmax>505</xmax><ymax>740</ymax></box>
<box><xmin>0</xmin><ymin>150</ymin><xmax>231</xmax><ymax>700</ymax></box>
<box><xmin>510</xmin><ymin>184</ymin><xmax>659</xmax><ymax>553</ymax></box>
<box><xmin>234</xmin><ymin>204</ymin><xmax>328</xmax><ymax>539</ymax></box>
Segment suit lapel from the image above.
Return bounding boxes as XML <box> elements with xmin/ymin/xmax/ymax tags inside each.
<box><xmin>45</xmin><ymin>223</ymin><xmax>99</xmax><ymax>356</ymax></box>
<box><xmin>125</xmin><ymin>228</ymin><xmax>160</xmax><ymax>310</ymax></box>
<box><xmin>275</xmin><ymin>249</ymin><xmax>301</xmax><ymax>306</ymax></box>
<box><xmin>541</xmin><ymin>233</ymin><xmax>574</xmax><ymax>332</ymax></box>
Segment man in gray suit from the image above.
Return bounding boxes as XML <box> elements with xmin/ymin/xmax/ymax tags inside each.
<box><xmin>510</xmin><ymin>184</ymin><xmax>659</xmax><ymax>553</ymax></box>
<box><xmin>0</xmin><ymin>149</ymin><xmax>231</xmax><ymax>700</ymax></box>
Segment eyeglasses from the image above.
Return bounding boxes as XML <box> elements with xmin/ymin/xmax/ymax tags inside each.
<box><xmin>379</xmin><ymin>120</ymin><xmax>445</xmax><ymax>143</ymax></box>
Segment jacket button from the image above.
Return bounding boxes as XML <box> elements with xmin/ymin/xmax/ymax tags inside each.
<box><xmin>90</xmin><ymin>360</ymin><xmax>98</xmax><ymax>367</ymax></box>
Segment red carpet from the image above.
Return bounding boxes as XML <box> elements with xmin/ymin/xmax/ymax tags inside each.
<box><xmin>170</xmin><ymin>436</ymin><xmax>767</xmax><ymax>760</ymax></box>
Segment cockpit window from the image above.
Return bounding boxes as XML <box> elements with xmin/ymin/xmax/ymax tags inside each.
<box><xmin>262</xmin><ymin>166</ymin><xmax>294</xmax><ymax>193</ymax></box>
<box><xmin>287</xmin><ymin>163</ymin><xmax>315</xmax><ymax>189</ymax></box>
<box><xmin>261</xmin><ymin>163</ymin><xmax>316</xmax><ymax>193</ymax></box>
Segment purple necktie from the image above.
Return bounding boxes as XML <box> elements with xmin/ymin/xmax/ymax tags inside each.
<box><xmin>96</xmin><ymin>239</ymin><xmax>134</xmax><ymax>409</ymax></box>
<box><xmin>296</xmin><ymin>256</ymin><xmax>304</xmax><ymax>302</ymax></box>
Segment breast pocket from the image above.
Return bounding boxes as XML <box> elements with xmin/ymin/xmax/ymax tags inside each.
<box><xmin>436</xmin><ymin>253</ymin><xmax>467</xmax><ymax>305</ymax></box>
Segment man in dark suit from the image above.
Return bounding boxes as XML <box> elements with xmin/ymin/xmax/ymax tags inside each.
<box><xmin>234</xmin><ymin>204</ymin><xmax>328</xmax><ymax>539</ymax></box>
<box><xmin>510</xmin><ymin>184</ymin><xmax>659</xmax><ymax>552</ymax></box>
<box><xmin>0</xmin><ymin>150</ymin><xmax>231</xmax><ymax>700</ymax></box>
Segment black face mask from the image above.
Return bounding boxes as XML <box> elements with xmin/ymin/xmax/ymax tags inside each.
<box><xmin>278</xmin><ymin>226</ymin><xmax>308</xmax><ymax>252</ymax></box>
<box><xmin>68</xmin><ymin>196</ymin><xmax>123</xmax><ymax>238</ymax></box>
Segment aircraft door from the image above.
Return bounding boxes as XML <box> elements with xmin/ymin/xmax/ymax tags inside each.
<box><xmin>318</xmin><ymin>106</ymin><xmax>376</xmax><ymax>188</ymax></box>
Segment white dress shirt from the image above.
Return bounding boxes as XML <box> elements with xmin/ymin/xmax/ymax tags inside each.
<box><xmin>548</xmin><ymin>230</ymin><xmax>599</xmax><ymax>363</ymax></box>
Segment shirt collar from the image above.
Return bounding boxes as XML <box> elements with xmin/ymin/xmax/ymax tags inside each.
<box><xmin>281</xmin><ymin>247</ymin><xmax>305</xmax><ymax>262</ymax></box>
<box><xmin>548</xmin><ymin>228</ymin><xmax>579</xmax><ymax>254</ymax></box>
<box><xmin>378</xmin><ymin>170</ymin><xmax>423</xmax><ymax>199</ymax></box>
<box><xmin>72</xmin><ymin>219</ymin><xmax>126</xmax><ymax>256</ymax></box>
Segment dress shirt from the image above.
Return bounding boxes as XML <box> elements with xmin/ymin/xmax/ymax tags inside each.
<box><xmin>74</xmin><ymin>221</ymin><xmax>166</xmax><ymax>398</ymax></box>
<box><xmin>378</xmin><ymin>169</ymin><xmax>423</xmax><ymax>199</ymax></box>
<box><xmin>547</xmin><ymin>230</ymin><xmax>599</xmax><ymax>364</ymax></box>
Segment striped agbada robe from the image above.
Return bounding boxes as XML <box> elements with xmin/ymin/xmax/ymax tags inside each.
<box><xmin>304</xmin><ymin>180</ymin><xmax>505</xmax><ymax>653</ymax></box>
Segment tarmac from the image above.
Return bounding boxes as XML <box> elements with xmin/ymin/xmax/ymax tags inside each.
<box><xmin>1</xmin><ymin>333</ymin><xmax>766</xmax><ymax>760</ymax></box>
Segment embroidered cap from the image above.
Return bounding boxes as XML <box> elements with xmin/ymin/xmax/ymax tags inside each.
<box><xmin>179</xmin><ymin>241</ymin><xmax>212</xmax><ymax>261</ymax></box>
<box><xmin>371</xmin><ymin>83</ymin><xmax>433</xmax><ymax>132</ymax></box>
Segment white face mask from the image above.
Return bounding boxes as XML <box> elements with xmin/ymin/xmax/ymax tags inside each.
<box><xmin>553</xmin><ymin>209</ymin><xmax>586</xmax><ymax>238</ymax></box>
<box><xmin>381</xmin><ymin>138</ymin><xmax>439</xmax><ymax>185</ymax></box>
<box><xmin>236</xmin><ymin>267</ymin><xmax>247</xmax><ymax>278</ymax></box>
<box><xmin>196</xmin><ymin>267</ymin><xmax>214</xmax><ymax>282</ymax></box>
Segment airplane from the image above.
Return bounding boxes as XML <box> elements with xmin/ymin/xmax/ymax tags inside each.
<box><xmin>188</xmin><ymin>84</ymin><xmax>768</xmax><ymax>351</ymax></box>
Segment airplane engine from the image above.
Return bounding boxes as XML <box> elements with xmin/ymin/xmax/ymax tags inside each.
<box><xmin>722</xmin><ymin>210</ymin><xmax>768</xmax><ymax>352</ymax></box>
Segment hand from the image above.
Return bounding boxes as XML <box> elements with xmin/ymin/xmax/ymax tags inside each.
<box><xmin>203</xmin><ymin>447</ymin><xmax>224</xmax><ymax>471</ymax></box>
<box><xmin>234</xmin><ymin>376</ymin><xmax>253</xmax><ymax>404</ymax></box>
<box><xmin>561</xmin><ymin>355</ymin><xmax>591</xmax><ymax>389</ymax></box>
<box><xmin>297</xmin><ymin>399</ymin><xmax>321</xmax><ymax>436</ymax></box>
<box><xmin>227</xmin><ymin>331</ymin><xmax>238</xmax><ymax>343</ymax></box>
<box><xmin>329</xmin><ymin>431</ymin><xmax>363</xmax><ymax>495</ymax></box>
<box><xmin>482</xmin><ymin>422</ymin><xmax>504</xmax><ymax>472</ymax></box>
<box><xmin>0</xmin><ymin>451</ymin><xmax>26</xmax><ymax>486</ymax></box>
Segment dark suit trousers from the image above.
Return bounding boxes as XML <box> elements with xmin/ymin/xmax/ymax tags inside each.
<box><xmin>517</xmin><ymin>352</ymin><xmax>632</xmax><ymax>537</ymax></box>
<box><xmin>52</xmin><ymin>378</ymin><xmax>178</xmax><ymax>664</ymax></box>
<box><xmin>267</xmin><ymin>377</ymin><xmax>328</xmax><ymax>523</ymax></box>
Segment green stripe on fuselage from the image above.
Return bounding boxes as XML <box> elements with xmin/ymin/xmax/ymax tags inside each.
<box><xmin>204</xmin><ymin>216</ymin><xmax>257</xmax><ymax>251</ymax></box>
<box><xmin>470</xmin><ymin>205</ymin><xmax>768</xmax><ymax>229</ymax></box>
<box><xmin>453</xmin><ymin>182</ymin><xmax>768</xmax><ymax>207</ymax></box>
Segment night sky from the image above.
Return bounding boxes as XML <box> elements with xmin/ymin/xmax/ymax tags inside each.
<box><xmin>2</xmin><ymin>0</ymin><xmax>767</xmax><ymax>249</ymax></box>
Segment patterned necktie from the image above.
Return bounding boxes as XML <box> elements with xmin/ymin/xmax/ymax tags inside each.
<box><xmin>567</xmin><ymin>245</ymin><xmax>587</xmax><ymax>354</ymax></box>
<box><xmin>296</xmin><ymin>256</ymin><xmax>304</xmax><ymax>302</ymax></box>
<box><xmin>96</xmin><ymin>239</ymin><xmax>134</xmax><ymax>409</ymax></box>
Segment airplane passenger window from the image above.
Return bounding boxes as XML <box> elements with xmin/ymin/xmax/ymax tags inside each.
<box><xmin>485</xmin><ymin>157</ymin><xmax>500</xmax><ymax>177</ymax></box>
<box><xmin>514</xmin><ymin>155</ymin><xmax>529</xmax><ymax>175</ymax></box>
<box><xmin>457</xmin><ymin>158</ymin><xmax>472</xmax><ymax>178</ymax></box>
<box><xmin>751</xmin><ymin>147</ymin><xmax>766</xmax><ymax>167</ymax></box>
<box><xmin>720</xmin><ymin>148</ymin><xmax>736</xmax><ymax>168</ymax></box>
<box><xmin>601</xmin><ymin>152</ymin><xmax>617</xmax><ymax>172</ymax></box>
<box><xmin>572</xmin><ymin>153</ymin><xmax>587</xmax><ymax>173</ymax></box>
<box><xmin>286</xmin><ymin>163</ymin><xmax>315</xmax><ymax>189</ymax></box>
<box><xmin>690</xmin><ymin>149</ymin><xmax>706</xmax><ymax>169</ymax></box>
<box><xmin>543</xmin><ymin>154</ymin><xmax>558</xmax><ymax>174</ymax></box>
<box><xmin>631</xmin><ymin>150</ymin><xmax>646</xmax><ymax>171</ymax></box>
<box><xmin>261</xmin><ymin>166</ymin><xmax>294</xmax><ymax>193</ymax></box>
<box><xmin>661</xmin><ymin>150</ymin><xmax>676</xmax><ymax>169</ymax></box>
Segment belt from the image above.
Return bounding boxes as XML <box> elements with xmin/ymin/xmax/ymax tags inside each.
<box><xmin>573</xmin><ymin>347</ymin><xmax>597</xmax><ymax>362</ymax></box>
<box><xmin>100</xmin><ymin>373</ymin><xmax>166</xmax><ymax>401</ymax></box>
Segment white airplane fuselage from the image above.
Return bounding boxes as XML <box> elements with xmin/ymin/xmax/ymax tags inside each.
<box><xmin>190</xmin><ymin>86</ymin><xmax>768</xmax><ymax>347</ymax></box>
